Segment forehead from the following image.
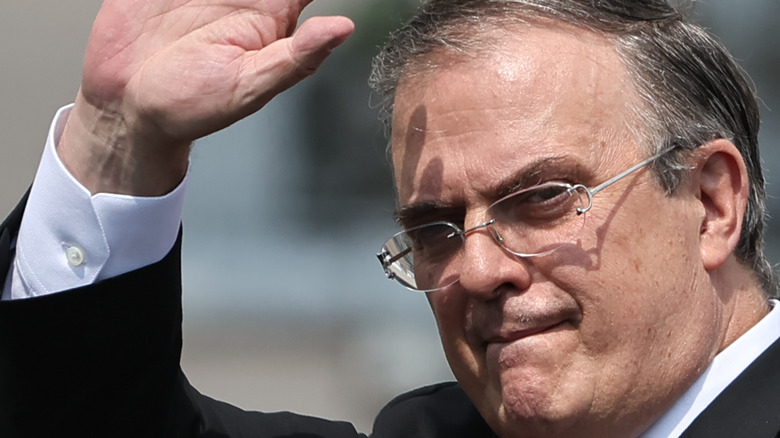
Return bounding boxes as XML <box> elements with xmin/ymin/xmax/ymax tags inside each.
<box><xmin>391</xmin><ymin>24</ymin><xmax>640</xmax><ymax>205</ymax></box>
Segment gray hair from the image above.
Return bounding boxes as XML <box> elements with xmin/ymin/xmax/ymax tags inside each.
<box><xmin>369</xmin><ymin>0</ymin><xmax>778</xmax><ymax>296</ymax></box>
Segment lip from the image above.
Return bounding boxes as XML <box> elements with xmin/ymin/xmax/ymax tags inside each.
<box><xmin>484</xmin><ymin>320</ymin><xmax>567</xmax><ymax>346</ymax></box>
<box><xmin>482</xmin><ymin>321</ymin><xmax>573</xmax><ymax>371</ymax></box>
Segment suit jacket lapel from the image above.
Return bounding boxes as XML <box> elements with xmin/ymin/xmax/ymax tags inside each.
<box><xmin>0</xmin><ymin>190</ymin><xmax>29</xmax><ymax>287</ymax></box>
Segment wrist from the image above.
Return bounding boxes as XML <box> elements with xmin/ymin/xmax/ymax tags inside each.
<box><xmin>57</xmin><ymin>90</ymin><xmax>190</xmax><ymax>196</ymax></box>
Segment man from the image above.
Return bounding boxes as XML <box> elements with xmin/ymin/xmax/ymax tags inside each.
<box><xmin>0</xmin><ymin>1</ymin><xmax>778</xmax><ymax>438</ymax></box>
<box><xmin>371</xmin><ymin>1</ymin><xmax>780</xmax><ymax>436</ymax></box>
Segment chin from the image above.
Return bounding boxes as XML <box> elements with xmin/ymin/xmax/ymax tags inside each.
<box><xmin>489</xmin><ymin>408</ymin><xmax>596</xmax><ymax>438</ymax></box>
<box><xmin>478</xmin><ymin>372</ymin><xmax>595</xmax><ymax>438</ymax></box>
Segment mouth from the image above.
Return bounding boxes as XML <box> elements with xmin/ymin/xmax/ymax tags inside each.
<box><xmin>485</xmin><ymin>320</ymin><xmax>568</xmax><ymax>346</ymax></box>
<box><xmin>482</xmin><ymin>320</ymin><xmax>574</xmax><ymax>370</ymax></box>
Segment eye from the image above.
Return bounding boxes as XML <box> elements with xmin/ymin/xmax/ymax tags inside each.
<box><xmin>404</xmin><ymin>222</ymin><xmax>463</xmax><ymax>260</ymax></box>
<box><xmin>523</xmin><ymin>184</ymin><xmax>571</xmax><ymax>203</ymax></box>
<box><xmin>407</xmin><ymin>224</ymin><xmax>446</xmax><ymax>248</ymax></box>
<box><xmin>491</xmin><ymin>183</ymin><xmax>579</xmax><ymax>225</ymax></box>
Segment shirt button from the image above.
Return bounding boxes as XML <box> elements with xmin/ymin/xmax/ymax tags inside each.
<box><xmin>66</xmin><ymin>244</ymin><xmax>86</xmax><ymax>267</ymax></box>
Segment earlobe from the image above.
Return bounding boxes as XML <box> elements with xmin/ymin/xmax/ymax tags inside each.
<box><xmin>695</xmin><ymin>140</ymin><xmax>749</xmax><ymax>270</ymax></box>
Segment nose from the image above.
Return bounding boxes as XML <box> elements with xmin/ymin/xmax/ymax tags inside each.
<box><xmin>456</xmin><ymin>222</ymin><xmax>532</xmax><ymax>300</ymax></box>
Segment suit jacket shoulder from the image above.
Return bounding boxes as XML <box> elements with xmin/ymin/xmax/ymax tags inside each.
<box><xmin>681</xmin><ymin>336</ymin><xmax>780</xmax><ymax>437</ymax></box>
<box><xmin>0</xmin><ymin>194</ymin><xmax>363</xmax><ymax>438</ymax></box>
<box><xmin>372</xmin><ymin>382</ymin><xmax>496</xmax><ymax>438</ymax></box>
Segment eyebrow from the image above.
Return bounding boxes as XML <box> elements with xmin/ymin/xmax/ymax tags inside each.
<box><xmin>394</xmin><ymin>203</ymin><xmax>463</xmax><ymax>228</ymax></box>
<box><xmin>394</xmin><ymin>155</ymin><xmax>580</xmax><ymax>227</ymax></box>
<box><xmin>491</xmin><ymin>156</ymin><xmax>576</xmax><ymax>199</ymax></box>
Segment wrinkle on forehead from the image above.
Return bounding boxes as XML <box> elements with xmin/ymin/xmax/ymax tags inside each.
<box><xmin>391</xmin><ymin>23</ymin><xmax>637</xmax><ymax>206</ymax></box>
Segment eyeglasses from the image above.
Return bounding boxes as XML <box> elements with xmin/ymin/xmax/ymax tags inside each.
<box><xmin>377</xmin><ymin>151</ymin><xmax>670</xmax><ymax>292</ymax></box>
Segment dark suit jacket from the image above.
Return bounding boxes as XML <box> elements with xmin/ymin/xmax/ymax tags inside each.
<box><xmin>0</xmin><ymin>193</ymin><xmax>494</xmax><ymax>438</ymax></box>
<box><xmin>0</xmin><ymin>193</ymin><xmax>778</xmax><ymax>438</ymax></box>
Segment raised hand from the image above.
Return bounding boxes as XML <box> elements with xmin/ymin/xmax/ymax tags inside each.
<box><xmin>58</xmin><ymin>0</ymin><xmax>354</xmax><ymax>195</ymax></box>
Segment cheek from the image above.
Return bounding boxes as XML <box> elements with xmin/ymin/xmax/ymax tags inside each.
<box><xmin>427</xmin><ymin>291</ymin><xmax>485</xmax><ymax>377</ymax></box>
<box><xmin>568</xmin><ymin>193</ymin><xmax>701</xmax><ymax>303</ymax></box>
<box><xmin>428</xmin><ymin>291</ymin><xmax>468</xmax><ymax>351</ymax></box>
<box><xmin>557</xmin><ymin>227</ymin><xmax>692</xmax><ymax>351</ymax></box>
<box><xmin>543</xmin><ymin>199</ymin><xmax>714</xmax><ymax>389</ymax></box>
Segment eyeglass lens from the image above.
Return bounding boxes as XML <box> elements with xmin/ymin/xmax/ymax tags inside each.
<box><xmin>380</xmin><ymin>183</ymin><xmax>587</xmax><ymax>292</ymax></box>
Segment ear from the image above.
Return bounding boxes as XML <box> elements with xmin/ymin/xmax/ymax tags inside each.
<box><xmin>693</xmin><ymin>139</ymin><xmax>749</xmax><ymax>270</ymax></box>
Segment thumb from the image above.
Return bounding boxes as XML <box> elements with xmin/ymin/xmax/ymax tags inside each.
<box><xmin>290</xmin><ymin>16</ymin><xmax>356</xmax><ymax>76</ymax></box>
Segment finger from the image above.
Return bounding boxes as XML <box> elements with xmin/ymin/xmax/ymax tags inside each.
<box><xmin>236</xmin><ymin>15</ymin><xmax>355</xmax><ymax>112</ymax></box>
<box><xmin>285</xmin><ymin>0</ymin><xmax>317</xmax><ymax>35</ymax></box>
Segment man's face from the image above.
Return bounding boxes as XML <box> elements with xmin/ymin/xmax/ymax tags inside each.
<box><xmin>391</xmin><ymin>25</ymin><xmax>728</xmax><ymax>437</ymax></box>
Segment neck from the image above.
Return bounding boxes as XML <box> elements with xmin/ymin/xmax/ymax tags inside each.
<box><xmin>713</xmin><ymin>257</ymin><xmax>771</xmax><ymax>352</ymax></box>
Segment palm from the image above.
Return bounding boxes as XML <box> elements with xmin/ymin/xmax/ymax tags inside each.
<box><xmin>80</xmin><ymin>0</ymin><xmax>353</xmax><ymax>143</ymax></box>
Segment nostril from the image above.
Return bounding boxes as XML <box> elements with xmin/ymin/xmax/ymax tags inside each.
<box><xmin>490</xmin><ymin>283</ymin><xmax>516</xmax><ymax>300</ymax></box>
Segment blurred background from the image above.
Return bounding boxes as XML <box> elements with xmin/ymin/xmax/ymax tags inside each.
<box><xmin>1</xmin><ymin>0</ymin><xmax>778</xmax><ymax>433</ymax></box>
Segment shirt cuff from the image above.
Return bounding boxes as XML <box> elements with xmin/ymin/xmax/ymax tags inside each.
<box><xmin>7</xmin><ymin>104</ymin><xmax>187</xmax><ymax>299</ymax></box>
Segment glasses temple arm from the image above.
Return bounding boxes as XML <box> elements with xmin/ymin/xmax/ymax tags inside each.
<box><xmin>378</xmin><ymin>247</ymin><xmax>412</xmax><ymax>267</ymax></box>
<box><xmin>588</xmin><ymin>154</ymin><xmax>662</xmax><ymax>197</ymax></box>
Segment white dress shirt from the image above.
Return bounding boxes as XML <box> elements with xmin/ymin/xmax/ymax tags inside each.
<box><xmin>2</xmin><ymin>105</ymin><xmax>187</xmax><ymax>300</ymax></box>
<box><xmin>3</xmin><ymin>106</ymin><xmax>780</xmax><ymax>438</ymax></box>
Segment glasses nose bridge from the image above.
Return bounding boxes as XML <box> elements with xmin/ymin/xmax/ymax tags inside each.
<box><xmin>460</xmin><ymin>203</ymin><xmax>497</xmax><ymax>236</ymax></box>
<box><xmin>461</xmin><ymin>218</ymin><xmax>497</xmax><ymax>237</ymax></box>
<box><xmin>459</xmin><ymin>218</ymin><xmax>506</xmax><ymax>254</ymax></box>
